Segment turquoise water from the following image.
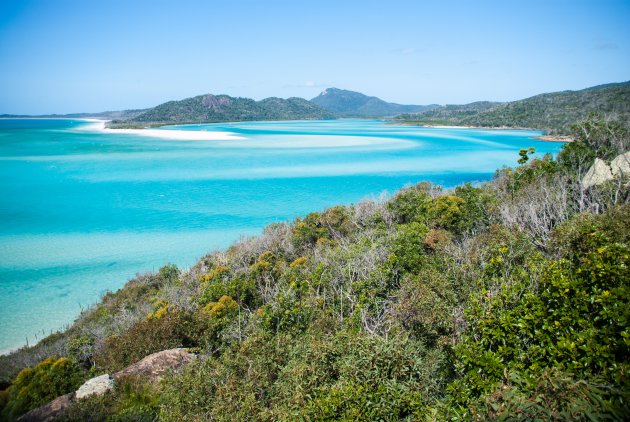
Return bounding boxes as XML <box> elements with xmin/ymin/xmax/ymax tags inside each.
<box><xmin>0</xmin><ymin>119</ymin><xmax>563</xmax><ymax>353</ymax></box>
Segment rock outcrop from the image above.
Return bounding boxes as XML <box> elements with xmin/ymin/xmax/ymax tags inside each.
<box><xmin>610</xmin><ymin>151</ymin><xmax>630</xmax><ymax>178</ymax></box>
<box><xmin>75</xmin><ymin>374</ymin><xmax>115</xmax><ymax>399</ymax></box>
<box><xmin>16</xmin><ymin>392</ymin><xmax>75</xmax><ymax>422</ymax></box>
<box><xmin>113</xmin><ymin>348</ymin><xmax>196</xmax><ymax>382</ymax></box>
<box><xmin>582</xmin><ymin>158</ymin><xmax>614</xmax><ymax>189</ymax></box>
<box><xmin>16</xmin><ymin>348</ymin><xmax>196</xmax><ymax>421</ymax></box>
<box><xmin>582</xmin><ymin>152</ymin><xmax>630</xmax><ymax>189</ymax></box>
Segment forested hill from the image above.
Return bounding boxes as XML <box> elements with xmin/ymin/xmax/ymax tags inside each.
<box><xmin>310</xmin><ymin>87</ymin><xmax>438</xmax><ymax>116</ymax></box>
<box><xmin>397</xmin><ymin>81</ymin><xmax>630</xmax><ymax>133</ymax></box>
<box><xmin>397</xmin><ymin>101</ymin><xmax>501</xmax><ymax>122</ymax></box>
<box><xmin>107</xmin><ymin>94</ymin><xmax>335</xmax><ymax>128</ymax></box>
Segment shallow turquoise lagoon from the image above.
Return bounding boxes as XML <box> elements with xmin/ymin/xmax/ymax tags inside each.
<box><xmin>0</xmin><ymin>118</ymin><xmax>563</xmax><ymax>353</ymax></box>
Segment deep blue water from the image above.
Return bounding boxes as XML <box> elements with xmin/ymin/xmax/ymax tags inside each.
<box><xmin>0</xmin><ymin>118</ymin><xmax>563</xmax><ymax>353</ymax></box>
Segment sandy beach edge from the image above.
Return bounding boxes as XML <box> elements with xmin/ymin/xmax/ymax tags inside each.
<box><xmin>389</xmin><ymin>121</ymin><xmax>573</xmax><ymax>142</ymax></box>
<box><xmin>75</xmin><ymin>119</ymin><xmax>245</xmax><ymax>141</ymax></box>
<box><xmin>533</xmin><ymin>135</ymin><xmax>573</xmax><ymax>143</ymax></box>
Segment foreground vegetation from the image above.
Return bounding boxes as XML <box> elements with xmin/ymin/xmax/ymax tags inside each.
<box><xmin>1</xmin><ymin>114</ymin><xmax>628</xmax><ymax>420</ymax></box>
<box><xmin>397</xmin><ymin>82</ymin><xmax>630</xmax><ymax>134</ymax></box>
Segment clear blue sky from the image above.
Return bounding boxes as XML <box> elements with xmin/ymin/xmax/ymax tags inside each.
<box><xmin>1</xmin><ymin>0</ymin><xmax>629</xmax><ymax>114</ymax></box>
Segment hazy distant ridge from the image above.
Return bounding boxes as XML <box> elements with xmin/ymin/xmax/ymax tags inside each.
<box><xmin>0</xmin><ymin>109</ymin><xmax>147</xmax><ymax>120</ymax></box>
<box><xmin>310</xmin><ymin>87</ymin><xmax>438</xmax><ymax>116</ymax></box>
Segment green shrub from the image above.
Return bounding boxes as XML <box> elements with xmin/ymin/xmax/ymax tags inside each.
<box><xmin>387</xmin><ymin>182</ymin><xmax>434</xmax><ymax>224</ymax></box>
<box><xmin>199</xmin><ymin>266</ymin><xmax>257</xmax><ymax>308</ymax></box>
<box><xmin>0</xmin><ymin>357</ymin><xmax>86</xmax><ymax>421</ymax></box>
<box><xmin>427</xmin><ymin>194</ymin><xmax>465</xmax><ymax>231</ymax></box>
<box><xmin>393</xmin><ymin>268</ymin><xmax>457</xmax><ymax>347</ymax></box>
<box><xmin>320</xmin><ymin>205</ymin><xmax>354</xmax><ymax>238</ymax></box>
<box><xmin>158</xmin><ymin>263</ymin><xmax>180</xmax><ymax>284</ymax></box>
<box><xmin>550</xmin><ymin>204</ymin><xmax>630</xmax><ymax>259</ymax></box>
<box><xmin>93</xmin><ymin>313</ymin><xmax>200</xmax><ymax>372</ymax></box>
<box><xmin>292</xmin><ymin>212</ymin><xmax>331</xmax><ymax>250</ymax></box>
<box><xmin>249</xmin><ymin>251</ymin><xmax>286</xmax><ymax>279</ymax></box>
<box><xmin>161</xmin><ymin>328</ymin><xmax>447</xmax><ymax>421</ymax></box>
<box><xmin>449</xmin><ymin>223</ymin><xmax>630</xmax><ymax>416</ymax></box>
<box><xmin>277</xmin><ymin>331</ymin><xmax>447</xmax><ymax>420</ymax></box>
<box><xmin>66</xmin><ymin>335</ymin><xmax>95</xmax><ymax>368</ymax></box>
<box><xmin>58</xmin><ymin>376</ymin><xmax>160</xmax><ymax>422</ymax></box>
<box><xmin>201</xmin><ymin>295</ymin><xmax>238</xmax><ymax>319</ymax></box>
<box><xmin>257</xmin><ymin>292</ymin><xmax>313</xmax><ymax>333</ymax></box>
<box><xmin>391</xmin><ymin>221</ymin><xmax>429</xmax><ymax>272</ymax></box>
<box><xmin>456</xmin><ymin>369</ymin><xmax>628</xmax><ymax>421</ymax></box>
<box><xmin>452</xmin><ymin>183</ymin><xmax>496</xmax><ymax>234</ymax></box>
<box><xmin>160</xmin><ymin>331</ymin><xmax>293</xmax><ymax>421</ymax></box>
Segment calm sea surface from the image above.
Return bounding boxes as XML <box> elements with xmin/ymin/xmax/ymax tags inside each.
<box><xmin>0</xmin><ymin>119</ymin><xmax>563</xmax><ymax>352</ymax></box>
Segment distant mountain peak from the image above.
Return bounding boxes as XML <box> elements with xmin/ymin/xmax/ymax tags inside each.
<box><xmin>201</xmin><ymin>94</ymin><xmax>232</xmax><ymax>111</ymax></box>
<box><xmin>311</xmin><ymin>88</ymin><xmax>436</xmax><ymax>117</ymax></box>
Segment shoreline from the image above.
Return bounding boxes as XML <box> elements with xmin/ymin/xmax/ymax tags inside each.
<box><xmin>6</xmin><ymin>117</ymin><xmax>572</xmax><ymax>143</ymax></box>
<box><xmin>391</xmin><ymin>121</ymin><xmax>534</xmax><ymax>131</ymax></box>
<box><xmin>390</xmin><ymin>121</ymin><xmax>572</xmax><ymax>142</ymax></box>
<box><xmin>78</xmin><ymin>119</ymin><xmax>245</xmax><ymax>141</ymax></box>
<box><xmin>533</xmin><ymin>134</ymin><xmax>573</xmax><ymax>143</ymax></box>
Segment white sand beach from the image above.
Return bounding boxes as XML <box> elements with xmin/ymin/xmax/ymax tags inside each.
<box><xmin>79</xmin><ymin>119</ymin><xmax>244</xmax><ymax>141</ymax></box>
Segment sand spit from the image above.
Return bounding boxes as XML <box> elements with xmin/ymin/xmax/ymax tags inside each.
<box><xmin>78</xmin><ymin>119</ymin><xmax>244</xmax><ymax>141</ymax></box>
<box><xmin>534</xmin><ymin>135</ymin><xmax>573</xmax><ymax>143</ymax></box>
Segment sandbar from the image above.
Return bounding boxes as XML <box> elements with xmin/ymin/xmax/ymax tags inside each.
<box><xmin>80</xmin><ymin>119</ymin><xmax>244</xmax><ymax>141</ymax></box>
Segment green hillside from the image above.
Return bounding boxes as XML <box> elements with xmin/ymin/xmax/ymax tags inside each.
<box><xmin>397</xmin><ymin>101</ymin><xmax>501</xmax><ymax>125</ymax></box>
<box><xmin>1</xmin><ymin>115</ymin><xmax>628</xmax><ymax>421</ymax></box>
<box><xmin>398</xmin><ymin>81</ymin><xmax>630</xmax><ymax>133</ymax></box>
<box><xmin>107</xmin><ymin>94</ymin><xmax>334</xmax><ymax>128</ymax></box>
<box><xmin>311</xmin><ymin>87</ymin><xmax>438</xmax><ymax>116</ymax></box>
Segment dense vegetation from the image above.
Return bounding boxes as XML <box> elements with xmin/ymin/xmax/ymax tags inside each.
<box><xmin>396</xmin><ymin>101</ymin><xmax>501</xmax><ymax>125</ymax></box>
<box><xmin>398</xmin><ymin>81</ymin><xmax>630</xmax><ymax>134</ymax></box>
<box><xmin>107</xmin><ymin>94</ymin><xmax>334</xmax><ymax>128</ymax></box>
<box><xmin>1</xmin><ymin>114</ymin><xmax>629</xmax><ymax>421</ymax></box>
<box><xmin>310</xmin><ymin>87</ymin><xmax>438</xmax><ymax>117</ymax></box>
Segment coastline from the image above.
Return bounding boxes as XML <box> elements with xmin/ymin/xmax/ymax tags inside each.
<box><xmin>78</xmin><ymin>119</ymin><xmax>245</xmax><ymax>141</ymax></box>
<box><xmin>390</xmin><ymin>121</ymin><xmax>572</xmax><ymax>142</ymax></box>
<box><xmin>5</xmin><ymin>117</ymin><xmax>572</xmax><ymax>143</ymax></box>
<box><xmin>391</xmin><ymin>121</ymin><xmax>532</xmax><ymax>131</ymax></box>
<box><xmin>533</xmin><ymin>134</ymin><xmax>573</xmax><ymax>143</ymax></box>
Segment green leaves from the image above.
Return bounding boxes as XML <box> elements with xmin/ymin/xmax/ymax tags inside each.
<box><xmin>449</xmin><ymin>218</ymin><xmax>630</xmax><ymax>417</ymax></box>
<box><xmin>1</xmin><ymin>357</ymin><xmax>86</xmax><ymax>421</ymax></box>
<box><xmin>392</xmin><ymin>221</ymin><xmax>429</xmax><ymax>273</ymax></box>
<box><xmin>518</xmin><ymin>147</ymin><xmax>535</xmax><ymax>165</ymax></box>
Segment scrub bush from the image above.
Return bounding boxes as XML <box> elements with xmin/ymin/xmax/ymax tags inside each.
<box><xmin>0</xmin><ymin>357</ymin><xmax>86</xmax><ymax>421</ymax></box>
<box><xmin>93</xmin><ymin>313</ymin><xmax>200</xmax><ymax>372</ymax></box>
<box><xmin>448</xmin><ymin>222</ymin><xmax>630</xmax><ymax>416</ymax></box>
<box><xmin>58</xmin><ymin>376</ymin><xmax>160</xmax><ymax>422</ymax></box>
<box><xmin>392</xmin><ymin>221</ymin><xmax>429</xmax><ymax>272</ymax></box>
<box><xmin>387</xmin><ymin>182</ymin><xmax>435</xmax><ymax>224</ymax></box>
